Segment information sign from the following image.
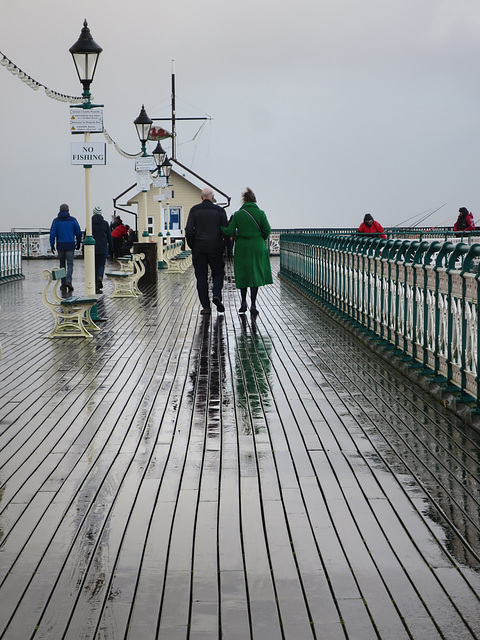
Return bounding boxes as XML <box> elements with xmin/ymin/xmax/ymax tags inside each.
<box><xmin>136</xmin><ymin>172</ymin><xmax>151</xmax><ymax>192</ymax></box>
<box><xmin>70</xmin><ymin>108</ymin><xmax>104</xmax><ymax>133</ymax></box>
<box><xmin>135</xmin><ymin>157</ymin><xmax>156</xmax><ymax>172</ymax></box>
<box><xmin>153</xmin><ymin>177</ymin><xmax>167</xmax><ymax>188</ymax></box>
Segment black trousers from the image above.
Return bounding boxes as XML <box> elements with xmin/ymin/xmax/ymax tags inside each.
<box><xmin>192</xmin><ymin>251</ymin><xmax>225</xmax><ymax>309</ymax></box>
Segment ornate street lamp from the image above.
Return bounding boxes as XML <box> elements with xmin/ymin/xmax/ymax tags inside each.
<box><xmin>134</xmin><ymin>106</ymin><xmax>154</xmax><ymax>238</ymax></box>
<box><xmin>69</xmin><ymin>19</ymin><xmax>102</xmax><ymax>104</ymax></box>
<box><xmin>69</xmin><ymin>20</ymin><xmax>102</xmax><ymax>307</ymax></box>
<box><xmin>134</xmin><ymin>105</ymin><xmax>153</xmax><ymax>156</ymax></box>
<box><xmin>153</xmin><ymin>142</ymin><xmax>168</xmax><ymax>268</ymax></box>
<box><xmin>161</xmin><ymin>157</ymin><xmax>172</xmax><ymax>180</ymax></box>
<box><xmin>152</xmin><ymin>141</ymin><xmax>167</xmax><ymax>169</ymax></box>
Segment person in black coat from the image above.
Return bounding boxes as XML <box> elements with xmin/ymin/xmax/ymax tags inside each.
<box><xmin>91</xmin><ymin>206</ymin><xmax>114</xmax><ymax>293</ymax></box>
<box><xmin>121</xmin><ymin>227</ymin><xmax>138</xmax><ymax>255</ymax></box>
<box><xmin>185</xmin><ymin>187</ymin><xmax>228</xmax><ymax>314</ymax></box>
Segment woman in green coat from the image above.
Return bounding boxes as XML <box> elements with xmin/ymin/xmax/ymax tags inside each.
<box><xmin>221</xmin><ymin>188</ymin><xmax>272</xmax><ymax>314</ymax></box>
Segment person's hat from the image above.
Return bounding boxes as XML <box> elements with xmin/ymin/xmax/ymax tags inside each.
<box><xmin>364</xmin><ymin>213</ymin><xmax>373</xmax><ymax>222</ymax></box>
<box><xmin>93</xmin><ymin>205</ymin><xmax>102</xmax><ymax>215</ymax></box>
<box><xmin>59</xmin><ymin>204</ymin><xmax>69</xmax><ymax>212</ymax></box>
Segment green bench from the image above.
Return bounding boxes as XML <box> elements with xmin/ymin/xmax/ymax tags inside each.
<box><xmin>105</xmin><ymin>252</ymin><xmax>145</xmax><ymax>298</ymax></box>
<box><xmin>164</xmin><ymin>241</ymin><xmax>192</xmax><ymax>273</ymax></box>
<box><xmin>41</xmin><ymin>268</ymin><xmax>100</xmax><ymax>338</ymax></box>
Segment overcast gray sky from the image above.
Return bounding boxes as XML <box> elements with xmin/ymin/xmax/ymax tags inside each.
<box><xmin>1</xmin><ymin>0</ymin><xmax>480</xmax><ymax>232</ymax></box>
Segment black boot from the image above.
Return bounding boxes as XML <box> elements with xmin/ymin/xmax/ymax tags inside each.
<box><xmin>239</xmin><ymin>288</ymin><xmax>247</xmax><ymax>313</ymax></box>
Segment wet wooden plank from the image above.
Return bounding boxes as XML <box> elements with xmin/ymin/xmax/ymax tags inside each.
<box><xmin>240</xmin><ymin>477</ymin><xmax>283</xmax><ymax>640</ymax></box>
<box><xmin>262</xmin><ymin>498</ymin><xmax>315</xmax><ymax>638</ymax></box>
<box><xmin>282</xmin><ymin>487</ymin><xmax>348</xmax><ymax>638</ymax></box>
<box><xmin>306</xmin><ymin>455</ymin><xmax>399</xmax><ymax>638</ymax></box>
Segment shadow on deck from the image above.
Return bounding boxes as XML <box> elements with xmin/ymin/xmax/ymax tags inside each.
<box><xmin>0</xmin><ymin>257</ymin><xmax>479</xmax><ymax>639</ymax></box>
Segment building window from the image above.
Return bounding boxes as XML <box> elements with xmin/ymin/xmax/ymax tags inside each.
<box><xmin>162</xmin><ymin>206</ymin><xmax>183</xmax><ymax>232</ymax></box>
<box><xmin>147</xmin><ymin>216</ymin><xmax>154</xmax><ymax>235</ymax></box>
<box><xmin>169</xmin><ymin>207</ymin><xmax>181</xmax><ymax>230</ymax></box>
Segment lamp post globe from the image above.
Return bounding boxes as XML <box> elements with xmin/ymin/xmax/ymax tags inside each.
<box><xmin>134</xmin><ymin>105</ymin><xmax>153</xmax><ymax>156</ymax></box>
<box><xmin>69</xmin><ymin>19</ymin><xmax>102</xmax><ymax>104</ymax></box>
<box><xmin>153</xmin><ymin>141</ymin><xmax>167</xmax><ymax>170</ymax></box>
<box><xmin>161</xmin><ymin>157</ymin><xmax>172</xmax><ymax>180</ymax></box>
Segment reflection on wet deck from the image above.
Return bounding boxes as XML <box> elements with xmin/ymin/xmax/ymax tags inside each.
<box><xmin>0</xmin><ymin>257</ymin><xmax>479</xmax><ymax>639</ymax></box>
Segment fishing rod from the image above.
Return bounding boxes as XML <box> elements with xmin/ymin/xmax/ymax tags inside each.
<box><xmin>393</xmin><ymin>201</ymin><xmax>449</xmax><ymax>228</ymax></box>
<box><xmin>412</xmin><ymin>207</ymin><xmax>446</xmax><ymax>228</ymax></box>
<box><xmin>421</xmin><ymin>216</ymin><xmax>457</xmax><ymax>233</ymax></box>
<box><xmin>411</xmin><ymin>202</ymin><xmax>449</xmax><ymax>227</ymax></box>
<box><xmin>394</xmin><ymin>208</ymin><xmax>435</xmax><ymax>227</ymax></box>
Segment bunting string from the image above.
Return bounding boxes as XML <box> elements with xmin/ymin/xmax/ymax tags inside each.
<box><xmin>103</xmin><ymin>129</ymin><xmax>143</xmax><ymax>159</ymax></box>
<box><xmin>0</xmin><ymin>50</ymin><xmax>84</xmax><ymax>103</ymax></box>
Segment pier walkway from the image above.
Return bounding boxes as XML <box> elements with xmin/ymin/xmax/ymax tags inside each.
<box><xmin>0</xmin><ymin>257</ymin><xmax>479</xmax><ymax>640</ymax></box>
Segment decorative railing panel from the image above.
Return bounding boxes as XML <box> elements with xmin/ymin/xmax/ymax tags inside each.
<box><xmin>0</xmin><ymin>233</ymin><xmax>24</xmax><ymax>283</ymax></box>
<box><xmin>280</xmin><ymin>232</ymin><xmax>480</xmax><ymax>407</ymax></box>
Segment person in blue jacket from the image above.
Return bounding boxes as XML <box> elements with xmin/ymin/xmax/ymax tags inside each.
<box><xmin>50</xmin><ymin>203</ymin><xmax>82</xmax><ymax>292</ymax></box>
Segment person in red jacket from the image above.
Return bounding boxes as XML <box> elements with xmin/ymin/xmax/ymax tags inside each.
<box><xmin>111</xmin><ymin>221</ymin><xmax>129</xmax><ymax>257</ymax></box>
<box><xmin>358</xmin><ymin>213</ymin><xmax>386</xmax><ymax>239</ymax></box>
<box><xmin>453</xmin><ymin>207</ymin><xmax>475</xmax><ymax>235</ymax></box>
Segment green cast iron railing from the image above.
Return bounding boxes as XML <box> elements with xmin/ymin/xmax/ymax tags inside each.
<box><xmin>279</xmin><ymin>232</ymin><xmax>480</xmax><ymax>409</ymax></box>
<box><xmin>0</xmin><ymin>233</ymin><xmax>24</xmax><ymax>283</ymax></box>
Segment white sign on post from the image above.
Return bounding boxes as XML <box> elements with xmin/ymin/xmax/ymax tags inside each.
<box><xmin>70</xmin><ymin>108</ymin><xmax>104</xmax><ymax>133</ymax></box>
<box><xmin>71</xmin><ymin>142</ymin><xmax>106</xmax><ymax>165</ymax></box>
<box><xmin>154</xmin><ymin>194</ymin><xmax>165</xmax><ymax>202</ymax></box>
<box><xmin>136</xmin><ymin>171</ymin><xmax>150</xmax><ymax>192</ymax></box>
<box><xmin>153</xmin><ymin>176</ymin><xmax>167</xmax><ymax>188</ymax></box>
<box><xmin>135</xmin><ymin>157</ymin><xmax>156</xmax><ymax>172</ymax></box>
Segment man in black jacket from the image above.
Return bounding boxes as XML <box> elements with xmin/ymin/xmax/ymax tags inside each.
<box><xmin>91</xmin><ymin>206</ymin><xmax>114</xmax><ymax>293</ymax></box>
<box><xmin>186</xmin><ymin>187</ymin><xmax>228</xmax><ymax>315</ymax></box>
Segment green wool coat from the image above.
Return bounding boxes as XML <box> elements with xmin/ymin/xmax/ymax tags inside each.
<box><xmin>222</xmin><ymin>202</ymin><xmax>273</xmax><ymax>289</ymax></box>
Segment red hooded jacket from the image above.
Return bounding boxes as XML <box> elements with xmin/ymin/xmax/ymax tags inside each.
<box><xmin>453</xmin><ymin>212</ymin><xmax>475</xmax><ymax>232</ymax></box>
<box><xmin>111</xmin><ymin>224</ymin><xmax>128</xmax><ymax>239</ymax></box>
<box><xmin>358</xmin><ymin>220</ymin><xmax>386</xmax><ymax>239</ymax></box>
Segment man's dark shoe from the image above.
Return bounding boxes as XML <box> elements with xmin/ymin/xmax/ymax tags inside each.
<box><xmin>250</xmin><ymin>305</ymin><xmax>259</xmax><ymax>316</ymax></box>
<box><xmin>213</xmin><ymin>296</ymin><xmax>225</xmax><ymax>313</ymax></box>
<box><xmin>200</xmin><ymin>307</ymin><xmax>211</xmax><ymax>315</ymax></box>
<box><xmin>66</xmin><ymin>283</ymin><xmax>74</xmax><ymax>292</ymax></box>
<box><xmin>239</xmin><ymin>302</ymin><xmax>247</xmax><ymax>313</ymax></box>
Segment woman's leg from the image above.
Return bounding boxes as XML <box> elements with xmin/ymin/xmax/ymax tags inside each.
<box><xmin>239</xmin><ymin>288</ymin><xmax>248</xmax><ymax>312</ymax></box>
<box><xmin>250</xmin><ymin>287</ymin><xmax>259</xmax><ymax>314</ymax></box>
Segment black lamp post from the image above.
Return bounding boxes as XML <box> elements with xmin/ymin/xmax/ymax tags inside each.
<box><xmin>68</xmin><ymin>20</ymin><xmax>103</xmax><ymax>304</ymax></box>
<box><xmin>134</xmin><ymin>105</ymin><xmax>153</xmax><ymax>156</ymax></box>
<box><xmin>69</xmin><ymin>19</ymin><xmax>103</xmax><ymax>105</ymax></box>
<box><xmin>152</xmin><ymin>141</ymin><xmax>167</xmax><ymax>169</ymax></box>
<box><xmin>161</xmin><ymin>157</ymin><xmax>172</xmax><ymax>181</ymax></box>
<box><xmin>153</xmin><ymin>142</ymin><xmax>168</xmax><ymax>265</ymax></box>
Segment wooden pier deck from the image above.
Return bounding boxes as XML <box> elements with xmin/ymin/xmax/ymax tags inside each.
<box><xmin>0</xmin><ymin>256</ymin><xmax>479</xmax><ymax>640</ymax></box>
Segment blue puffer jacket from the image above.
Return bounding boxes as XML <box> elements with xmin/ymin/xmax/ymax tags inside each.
<box><xmin>50</xmin><ymin>211</ymin><xmax>82</xmax><ymax>251</ymax></box>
